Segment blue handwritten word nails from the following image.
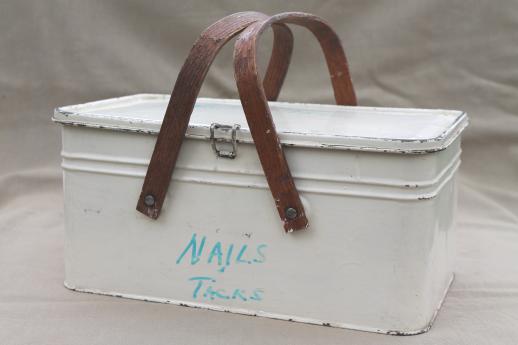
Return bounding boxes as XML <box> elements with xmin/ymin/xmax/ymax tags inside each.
<box><xmin>176</xmin><ymin>233</ymin><xmax>267</xmax><ymax>274</ymax></box>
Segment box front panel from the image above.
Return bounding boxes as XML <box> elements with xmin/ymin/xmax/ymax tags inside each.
<box><xmin>61</xmin><ymin>126</ymin><xmax>458</xmax><ymax>334</ymax></box>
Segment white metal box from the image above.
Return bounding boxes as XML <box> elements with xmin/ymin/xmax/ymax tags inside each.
<box><xmin>53</xmin><ymin>94</ymin><xmax>467</xmax><ymax>335</ymax></box>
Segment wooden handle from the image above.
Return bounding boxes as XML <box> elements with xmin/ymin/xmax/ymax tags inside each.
<box><xmin>136</xmin><ymin>12</ymin><xmax>294</xmax><ymax>219</ymax></box>
<box><xmin>233</xmin><ymin>12</ymin><xmax>357</xmax><ymax>231</ymax></box>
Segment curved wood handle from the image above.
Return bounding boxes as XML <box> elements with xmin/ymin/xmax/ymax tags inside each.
<box><xmin>234</xmin><ymin>12</ymin><xmax>357</xmax><ymax>231</ymax></box>
<box><xmin>137</xmin><ymin>12</ymin><xmax>294</xmax><ymax>219</ymax></box>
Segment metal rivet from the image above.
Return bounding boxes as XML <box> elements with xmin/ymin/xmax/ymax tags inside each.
<box><xmin>285</xmin><ymin>207</ymin><xmax>298</xmax><ymax>220</ymax></box>
<box><xmin>144</xmin><ymin>194</ymin><xmax>155</xmax><ymax>207</ymax></box>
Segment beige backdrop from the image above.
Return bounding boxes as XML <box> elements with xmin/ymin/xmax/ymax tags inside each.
<box><xmin>1</xmin><ymin>1</ymin><xmax>518</xmax><ymax>344</ymax></box>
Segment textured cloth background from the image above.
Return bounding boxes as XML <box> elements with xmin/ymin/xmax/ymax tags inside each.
<box><xmin>1</xmin><ymin>1</ymin><xmax>518</xmax><ymax>344</ymax></box>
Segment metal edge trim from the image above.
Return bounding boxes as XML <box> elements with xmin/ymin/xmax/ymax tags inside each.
<box><xmin>60</xmin><ymin>160</ymin><xmax>460</xmax><ymax>201</ymax></box>
<box><xmin>63</xmin><ymin>273</ymin><xmax>454</xmax><ymax>336</ymax></box>
<box><xmin>52</xmin><ymin>94</ymin><xmax>468</xmax><ymax>154</ymax></box>
<box><xmin>60</xmin><ymin>149</ymin><xmax>462</xmax><ymax>189</ymax></box>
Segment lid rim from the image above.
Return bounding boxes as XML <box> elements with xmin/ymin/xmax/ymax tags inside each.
<box><xmin>52</xmin><ymin>94</ymin><xmax>468</xmax><ymax>154</ymax></box>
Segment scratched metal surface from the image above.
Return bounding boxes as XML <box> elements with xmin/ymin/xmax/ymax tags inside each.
<box><xmin>1</xmin><ymin>1</ymin><xmax>518</xmax><ymax>344</ymax></box>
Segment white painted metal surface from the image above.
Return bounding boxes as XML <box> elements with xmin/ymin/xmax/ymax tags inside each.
<box><xmin>53</xmin><ymin>94</ymin><xmax>467</xmax><ymax>335</ymax></box>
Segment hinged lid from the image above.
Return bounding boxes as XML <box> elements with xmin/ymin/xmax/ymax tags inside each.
<box><xmin>53</xmin><ymin>94</ymin><xmax>468</xmax><ymax>154</ymax></box>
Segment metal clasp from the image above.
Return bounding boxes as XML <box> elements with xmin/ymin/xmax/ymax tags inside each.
<box><xmin>210</xmin><ymin>123</ymin><xmax>240</xmax><ymax>159</ymax></box>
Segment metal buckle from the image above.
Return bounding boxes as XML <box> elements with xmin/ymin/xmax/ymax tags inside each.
<box><xmin>210</xmin><ymin>123</ymin><xmax>240</xmax><ymax>159</ymax></box>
